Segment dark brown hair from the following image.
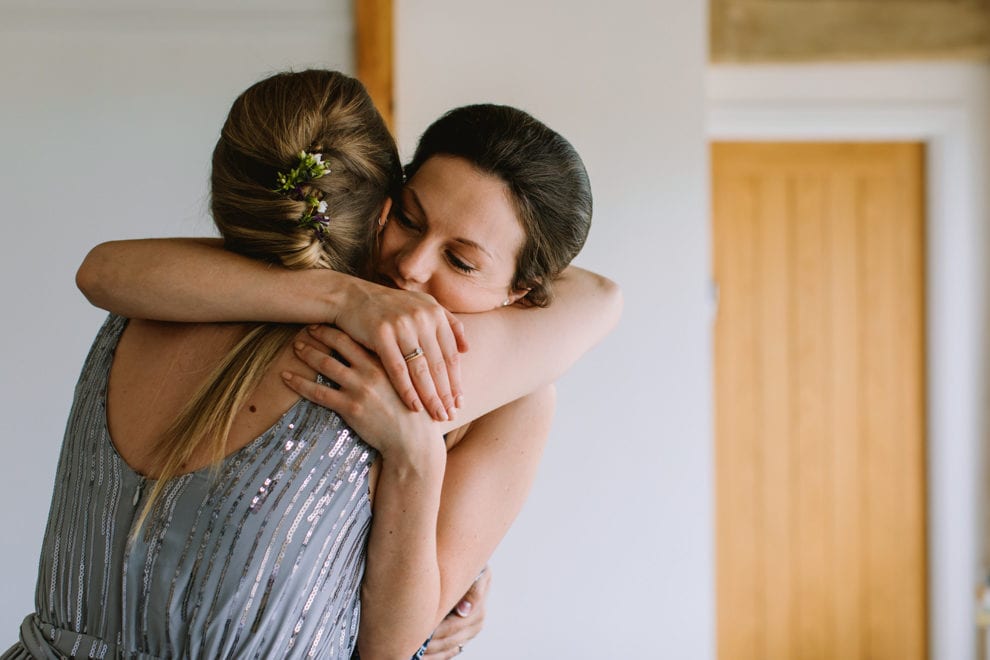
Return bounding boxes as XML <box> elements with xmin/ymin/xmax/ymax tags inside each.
<box><xmin>405</xmin><ymin>104</ymin><xmax>592</xmax><ymax>306</ymax></box>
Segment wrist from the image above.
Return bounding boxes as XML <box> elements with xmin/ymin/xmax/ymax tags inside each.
<box><xmin>379</xmin><ymin>433</ymin><xmax>446</xmax><ymax>478</ymax></box>
<box><xmin>324</xmin><ymin>272</ymin><xmax>383</xmax><ymax>325</ymax></box>
<box><xmin>316</xmin><ymin>269</ymin><xmax>355</xmax><ymax>326</ymax></box>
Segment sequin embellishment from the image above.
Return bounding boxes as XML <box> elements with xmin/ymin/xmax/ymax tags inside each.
<box><xmin>14</xmin><ymin>314</ymin><xmax>378</xmax><ymax>660</ymax></box>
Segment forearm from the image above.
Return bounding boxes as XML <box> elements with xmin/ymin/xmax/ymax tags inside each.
<box><xmin>434</xmin><ymin>388</ymin><xmax>554</xmax><ymax>623</ymax></box>
<box><xmin>359</xmin><ymin>445</ymin><xmax>446</xmax><ymax>659</ymax></box>
<box><xmin>76</xmin><ymin>238</ymin><xmax>354</xmax><ymax>323</ymax></box>
<box><xmin>292</xmin><ymin>265</ymin><xmax>620</xmax><ymax>435</ymax></box>
<box><xmin>446</xmin><ymin>267</ymin><xmax>622</xmax><ymax>432</ymax></box>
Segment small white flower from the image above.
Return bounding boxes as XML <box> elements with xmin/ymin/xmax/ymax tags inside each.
<box><xmin>316</xmin><ymin>201</ymin><xmax>328</xmax><ymax>214</ymax></box>
<box><xmin>312</xmin><ymin>153</ymin><xmax>323</xmax><ymax>164</ymax></box>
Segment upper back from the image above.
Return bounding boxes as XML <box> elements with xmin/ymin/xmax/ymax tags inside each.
<box><xmin>108</xmin><ymin>318</ymin><xmax>307</xmax><ymax>477</ymax></box>
<box><xmin>20</xmin><ymin>314</ymin><xmax>377</xmax><ymax>658</ymax></box>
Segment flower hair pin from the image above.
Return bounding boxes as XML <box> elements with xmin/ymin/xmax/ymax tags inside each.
<box><xmin>274</xmin><ymin>150</ymin><xmax>333</xmax><ymax>235</ymax></box>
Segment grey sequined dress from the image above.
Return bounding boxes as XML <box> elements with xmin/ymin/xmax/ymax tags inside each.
<box><xmin>3</xmin><ymin>314</ymin><xmax>377</xmax><ymax>659</ymax></box>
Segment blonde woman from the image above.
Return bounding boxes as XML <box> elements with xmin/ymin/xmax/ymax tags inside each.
<box><xmin>17</xmin><ymin>72</ymin><xmax>620</xmax><ymax>659</ymax></box>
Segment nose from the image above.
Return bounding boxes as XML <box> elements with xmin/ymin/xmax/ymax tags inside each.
<box><xmin>394</xmin><ymin>239</ymin><xmax>434</xmax><ymax>290</ymax></box>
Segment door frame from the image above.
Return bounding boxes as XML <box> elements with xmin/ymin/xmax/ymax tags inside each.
<box><xmin>707</xmin><ymin>63</ymin><xmax>990</xmax><ymax>660</ymax></box>
<box><xmin>354</xmin><ymin>0</ymin><xmax>393</xmax><ymax>129</ymax></box>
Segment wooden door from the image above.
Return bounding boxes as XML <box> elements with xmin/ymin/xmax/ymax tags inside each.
<box><xmin>712</xmin><ymin>142</ymin><xmax>927</xmax><ymax>660</ymax></box>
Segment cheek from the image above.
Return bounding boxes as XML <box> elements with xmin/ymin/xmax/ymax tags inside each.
<box><xmin>431</xmin><ymin>279</ymin><xmax>503</xmax><ymax>314</ymax></box>
<box><xmin>375</xmin><ymin>225</ymin><xmax>401</xmax><ymax>264</ymax></box>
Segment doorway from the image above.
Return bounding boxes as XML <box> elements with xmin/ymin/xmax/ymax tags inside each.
<box><xmin>712</xmin><ymin>141</ymin><xmax>928</xmax><ymax>659</ymax></box>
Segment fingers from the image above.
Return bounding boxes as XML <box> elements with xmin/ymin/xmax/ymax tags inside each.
<box><xmin>309</xmin><ymin>322</ymin><xmax>457</xmax><ymax>423</ymax></box>
<box><xmin>384</xmin><ymin>338</ymin><xmax>448</xmax><ymax>421</ymax></box>
<box><xmin>283</xmin><ymin>328</ymin><xmax>377</xmax><ymax>410</ymax></box>
<box><xmin>295</xmin><ymin>328</ymin><xmax>370</xmax><ymax>377</ymax></box>
<box><xmin>456</xmin><ymin>566</ymin><xmax>492</xmax><ymax>615</ymax></box>
<box><xmin>310</xmin><ymin>322</ymin><xmax>433</xmax><ymax>418</ymax></box>
<box><xmin>445</xmin><ymin>308</ymin><xmax>469</xmax><ymax>354</ymax></box>
<box><xmin>402</xmin><ymin>341</ymin><xmax>450</xmax><ymax>423</ymax></box>
<box><xmin>422</xmin><ymin>340</ymin><xmax>455</xmax><ymax>420</ymax></box>
<box><xmin>404</xmin><ymin>308</ymin><xmax>466</xmax><ymax>420</ymax></box>
<box><xmin>438</xmin><ymin>312</ymin><xmax>464</xmax><ymax>409</ymax></box>
<box><xmin>374</xmin><ymin>338</ymin><xmax>427</xmax><ymax>415</ymax></box>
<box><xmin>421</xmin><ymin>612</ymin><xmax>485</xmax><ymax>659</ymax></box>
<box><xmin>422</xmin><ymin>567</ymin><xmax>491</xmax><ymax>659</ymax></box>
<box><xmin>297</xmin><ymin>327</ymin><xmax>330</xmax><ymax>354</ymax></box>
<box><xmin>281</xmin><ymin>369</ymin><xmax>349</xmax><ymax>412</ymax></box>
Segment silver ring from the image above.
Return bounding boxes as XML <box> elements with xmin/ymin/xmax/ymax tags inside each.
<box><xmin>403</xmin><ymin>347</ymin><xmax>425</xmax><ymax>362</ymax></box>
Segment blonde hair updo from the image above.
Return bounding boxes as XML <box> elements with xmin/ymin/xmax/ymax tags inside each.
<box><xmin>135</xmin><ymin>70</ymin><xmax>400</xmax><ymax>534</ymax></box>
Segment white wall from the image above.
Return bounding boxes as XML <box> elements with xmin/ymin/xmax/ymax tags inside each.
<box><xmin>0</xmin><ymin>3</ymin><xmax>714</xmax><ymax>658</ymax></box>
<box><xmin>396</xmin><ymin>3</ymin><xmax>712</xmax><ymax>658</ymax></box>
<box><xmin>0</xmin><ymin>0</ymin><xmax>353</xmax><ymax>641</ymax></box>
<box><xmin>708</xmin><ymin>62</ymin><xmax>990</xmax><ymax>660</ymax></box>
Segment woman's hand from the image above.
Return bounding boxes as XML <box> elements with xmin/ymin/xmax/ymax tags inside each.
<box><xmin>77</xmin><ymin>238</ymin><xmax>467</xmax><ymax>423</ymax></box>
<box><xmin>422</xmin><ymin>567</ymin><xmax>492</xmax><ymax>659</ymax></box>
<box><xmin>292</xmin><ymin>327</ymin><xmax>450</xmax><ymax>657</ymax></box>
<box><xmin>282</xmin><ymin>326</ymin><xmax>443</xmax><ymax>463</ymax></box>
<box><xmin>331</xmin><ymin>278</ymin><xmax>468</xmax><ymax>423</ymax></box>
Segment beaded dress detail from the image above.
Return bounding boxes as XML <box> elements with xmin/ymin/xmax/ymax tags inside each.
<box><xmin>3</xmin><ymin>314</ymin><xmax>376</xmax><ymax>659</ymax></box>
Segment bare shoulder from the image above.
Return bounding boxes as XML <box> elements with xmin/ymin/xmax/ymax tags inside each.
<box><xmin>449</xmin><ymin>385</ymin><xmax>557</xmax><ymax>457</ymax></box>
<box><xmin>117</xmin><ymin>319</ymin><xmax>250</xmax><ymax>365</ymax></box>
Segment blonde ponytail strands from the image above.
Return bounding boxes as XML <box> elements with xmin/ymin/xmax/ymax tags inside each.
<box><xmin>132</xmin><ymin>70</ymin><xmax>400</xmax><ymax>536</ymax></box>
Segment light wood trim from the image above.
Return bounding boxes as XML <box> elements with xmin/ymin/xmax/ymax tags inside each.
<box><xmin>354</xmin><ymin>0</ymin><xmax>393</xmax><ymax>130</ymax></box>
<box><xmin>711</xmin><ymin>0</ymin><xmax>990</xmax><ymax>63</ymax></box>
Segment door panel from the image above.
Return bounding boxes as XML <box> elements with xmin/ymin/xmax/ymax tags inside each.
<box><xmin>713</xmin><ymin>142</ymin><xmax>927</xmax><ymax>660</ymax></box>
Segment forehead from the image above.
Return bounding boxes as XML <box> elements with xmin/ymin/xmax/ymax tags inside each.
<box><xmin>405</xmin><ymin>155</ymin><xmax>526</xmax><ymax>261</ymax></box>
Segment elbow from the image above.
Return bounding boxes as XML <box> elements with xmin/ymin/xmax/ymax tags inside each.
<box><xmin>76</xmin><ymin>242</ymin><xmax>116</xmax><ymax>307</ymax></box>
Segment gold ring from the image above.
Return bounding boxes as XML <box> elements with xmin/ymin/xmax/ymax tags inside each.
<box><xmin>403</xmin><ymin>347</ymin><xmax>425</xmax><ymax>362</ymax></box>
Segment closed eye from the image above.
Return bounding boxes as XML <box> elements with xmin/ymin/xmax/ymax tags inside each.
<box><xmin>446</xmin><ymin>251</ymin><xmax>476</xmax><ymax>273</ymax></box>
<box><xmin>392</xmin><ymin>208</ymin><xmax>421</xmax><ymax>232</ymax></box>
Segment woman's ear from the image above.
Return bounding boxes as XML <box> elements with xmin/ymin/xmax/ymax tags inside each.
<box><xmin>503</xmin><ymin>286</ymin><xmax>532</xmax><ymax>306</ymax></box>
<box><xmin>377</xmin><ymin>197</ymin><xmax>393</xmax><ymax>231</ymax></box>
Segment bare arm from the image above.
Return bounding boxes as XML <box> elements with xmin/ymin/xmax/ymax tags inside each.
<box><xmin>77</xmin><ymin>238</ymin><xmax>335</xmax><ymax>322</ymax></box>
<box><xmin>290</xmin><ymin>326</ymin><xmax>446</xmax><ymax>657</ymax></box>
<box><xmin>358</xmin><ymin>388</ymin><xmax>555</xmax><ymax>658</ymax></box>
<box><xmin>79</xmin><ymin>239</ymin><xmax>619</xmax><ymax>655</ymax></box>
<box><xmin>360</xmin><ymin>443</ymin><xmax>445</xmax><ymax>659</ymax></box>
<box><xmin>447</xmin><ymin>268</ymin><xmax>617</xmax><ymax>430</ymax></box>
<box><xmin>421</xmin><ymin>568</ymin><xmax>492</xmax><ymax>659</ymax></box>
<box><xmin>289</xmin><ymin>265</ymin><xmax>619</xmax><ymax>436</ymax></box>
<box><xmin>78</xmin><ymin>238</ymin><xmax>468</xmax><ymax>422</ymax></box>
<box><xmin>308</xmin><ymin>327</ymin><xmax>555</xmax><ymax>657</ymax></box>
<box><xmin>78</xmin><ymin>238</ymin><xmax>623</xmax><ymax>431</ymax></box>
<box><xmin>428</xmin><ymin>387</ymin><xmax>554</xmax><ymax>628</ymax></box>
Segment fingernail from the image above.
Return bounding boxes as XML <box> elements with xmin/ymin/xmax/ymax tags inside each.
<box><xmin>411</xmin><ymin>399</ymin><xmax>423</xmax><ymax>412</ymax></box>
<box><xmin>280</xmin><ymin>371</ymin><xmax>292</xmax><ymax>381</ymax></box>
<box><xmin>307</xmin><ymin>324</ymin><xmax>319</xmax><ymax>331</ymax></box>
<box><xmin>455</xmin><ymin>394</ymin><xmax>465</xmax><ymax>409</ymax></box>
<box><xmin>294</xmin><ymin>341</ymin><xmax>305</xmax><ymax>351</ymax></box>
<box><xmin>435</xmin><ymin>407</ymin><xmax>449</xmax><ymax>422</ymax></box>
<box><xmin>455</xmin><ymin>600</ymin><xmax>472</xmax><ymax>617</ymax></box>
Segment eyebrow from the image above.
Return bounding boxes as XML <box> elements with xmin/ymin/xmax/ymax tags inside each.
<box><xmin>405</xmin><ymin>186</ymin><xmax>495</xmax><ymax>261</ymax></box>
